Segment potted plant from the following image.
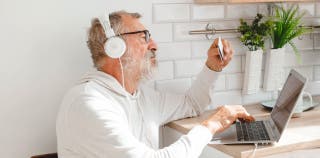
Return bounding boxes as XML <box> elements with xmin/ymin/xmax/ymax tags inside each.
<box><xmin>263</xmin><ymin>4</ymin><xmax>309</xmax><ymax>91</ymax></box>
<box><xmin>239</xmin><ymin>13</ymin><xmax>272</xmax><ymax>94</ymax></box>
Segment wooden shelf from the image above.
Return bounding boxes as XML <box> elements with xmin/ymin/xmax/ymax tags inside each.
<box><xmin>195</xmin><ymin>0</ymin><xmax>315</xmax><ymax>3</ymax></box>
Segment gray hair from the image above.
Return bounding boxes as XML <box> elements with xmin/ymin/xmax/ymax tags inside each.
<box><xmin>87</xmin><ymin>10</ymin><xmax>142</xmax><ymax>68</ymax></box>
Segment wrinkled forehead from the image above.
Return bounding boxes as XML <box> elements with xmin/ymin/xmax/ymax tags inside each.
<box><xmin>120</xmin><ymin>14</ymin><xmax>146</xmax><ymax>32</ymax></box>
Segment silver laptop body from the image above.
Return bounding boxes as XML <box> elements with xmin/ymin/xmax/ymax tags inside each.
<box><xmin>210</xmin><ymin>69</ymin><xmax>308</xmax><ymax>144</ymax></box>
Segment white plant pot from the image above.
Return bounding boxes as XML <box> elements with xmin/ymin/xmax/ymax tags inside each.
<box><xmin>243</xmin><ymin>49</ymin><xmax>263</xmax><ymax>94</ymax></box>
<box><xmin>263</xmin><ymin>47</ymin><xmax>285</xmax><ymax>91</ymax></box>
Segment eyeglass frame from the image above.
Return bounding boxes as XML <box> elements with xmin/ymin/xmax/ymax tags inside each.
<box><xmin>118</xmin><ymin>30</ymin><xmax>151</xmax><ymax>43</ymax></box>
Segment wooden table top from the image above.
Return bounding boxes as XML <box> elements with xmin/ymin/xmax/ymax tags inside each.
<box><xmin>166</xmin><ymin>96</ymin><xmax>320</xmax><ymax>158</ymax></box>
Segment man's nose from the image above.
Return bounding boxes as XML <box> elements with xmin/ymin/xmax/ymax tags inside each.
<box><xmin>148</xmin><ymin>38</ymin><xmax>157</xmax><ymax>52</ymax></box>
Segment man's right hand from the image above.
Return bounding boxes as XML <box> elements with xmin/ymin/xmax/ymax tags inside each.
<box><xmin>201</xmin><ymin>105</ymin><xmax>255</xmax><ymax>134</ymax></box>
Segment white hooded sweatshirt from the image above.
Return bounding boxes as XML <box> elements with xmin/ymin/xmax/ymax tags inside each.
<box><xmin>56</xmin><ymin>66</ymin><xmax>219</xmax><ymax>158</ymax></box>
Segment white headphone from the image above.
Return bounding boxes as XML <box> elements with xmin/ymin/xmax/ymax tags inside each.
<box><xmin>98</xmin><ymin>13</ymin><xmax>126</xmax><ymax>58</ymax></box>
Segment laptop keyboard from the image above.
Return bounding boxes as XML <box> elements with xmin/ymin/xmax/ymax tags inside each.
<box><xmin>236</xmin><ymin>121</ymin><xmax>270</xmax><ymax>141</ymax></box>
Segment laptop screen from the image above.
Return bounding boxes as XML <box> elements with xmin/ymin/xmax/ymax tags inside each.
<box><xmin>271</xmin><ymin>70</ymin><xmax>306</xmax><ymax>136</ymax></box>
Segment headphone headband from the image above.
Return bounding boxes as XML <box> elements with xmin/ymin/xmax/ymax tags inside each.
<box><xmin>98</xmin><ymin>13</ymin><xmax>115</xmax><ymax>38</ymax></box>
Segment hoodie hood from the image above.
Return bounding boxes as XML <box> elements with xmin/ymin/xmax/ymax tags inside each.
<box><xmin>77</xmin><ymin>70</ymin><xmax>139</xmax><ymax>99</ymax></box>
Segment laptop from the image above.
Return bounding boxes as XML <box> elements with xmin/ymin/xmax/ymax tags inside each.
<box><xmin>210</xmin><ymin>69</ymin><xmax>308</xmax><ymax>144</ymax></box>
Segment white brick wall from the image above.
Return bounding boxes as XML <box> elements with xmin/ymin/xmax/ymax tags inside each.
<box><xmin>228</xmin><ymin>38</ymin><xmax>247</xmax><ymax>56</ymax></box>
<box><xmin>157</xmin><ymin>42</ymin><xmax>191</xmax><ymax>60</ymax></box>
<box><xmin>315</xmin><ymin>66</ymin><xmax>320</xmax><ymax>81</ymax></box>
<box><xmin>213</xmin><ymin>74</ymin><xmax>226</xmax><ymax>91</ymax></box>
<box><xmin>150</xmin><ymin>24</ymin><xmax>173</xmax><ymax>42</ymax></box>
<box><xmin>210</xmin><ymin>90</ymin><xmax>242</xmax><ymax>107</ymax></box>
<box><xmin>192</xmin><ymin>5</ymin><xmax>224</xmax><ymax>20</ymax></box>
<box><xmin>174</xmin><ymin>23</ymin><xmax>208</xmax><ymax>41</ymax></box>
<box><xmin>222</xmin><ymin>55</ymin><xmax>242</xmax><ymax>73</ymax></box>
<box><xmin>284</xmin><ymin>66</ymin><xmax>314</xmax><ymax>81</ymax></box>
<box><xmin>153</xmin><ymin>4</ymin><xmax>190</xmax><ymax>23</ymax></box>
<box><xmin>291</xmin><ymin>35</ymin><xmax>314</xmax><ymax>50</ymax></box>
<box><xmin>226</xmin><ymin>73</ymin><xmax>243</xmax><ymax>90</ymax></box>
<box><xmin>191</xmin><ymin>41</ymin><xmax>211</xmax><ymax>58</ymax></box>
<box><xmin>258</xmin><ymin>4</ymin><xmax>269</xmax><ymax>15</ymax></box>
<box><xmin>156</xmin><ymin>78</ymin><xmax>191</xmax><ymax>93</ymax></box>
<box><xmin>151</xmin><ymin>1</ymin><xmax>320</xmax><ymax>107</ymax></box>
<box><xmin>315</xmin><ymin>34</ymin><xmax>320</xmax><ymax>49</ymax></box>
<box><xmin>317</xmin><ymin>3</ymin><xmax>320</xmax><ymax>16</ymax></box>
<box><xmin>284</xmin><ymin>50</ymin><xmax>320</xmax><ymax>67</ymax></box>
<box><xmin>175</xmin><ymin>59</ymin><xmax>205</xmax><ymax>77</ymax></box>
<box><xmin>155</xmin><ymin>61</ymin><xmax>174</xmax><ymax>80</ymax></box>
<box><xmin>226</xmin><ymin>4</ymin><xmax>258</xmax><ymax>19</ymax></box>
<box><xmin>242</xmin><ymin>91</ymin><xmax>273</xmax><ymax>104</ymax></box>
<box><xmin>299</xmin><ymin>3</ymin><xmax>315</xmax><ymax>17</ymax></box>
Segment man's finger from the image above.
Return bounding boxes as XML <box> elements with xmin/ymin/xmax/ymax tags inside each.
<box><xmin>237</xmin><ymin>112</ymin><xmax>255</xmax><ymax>122</ymax></box>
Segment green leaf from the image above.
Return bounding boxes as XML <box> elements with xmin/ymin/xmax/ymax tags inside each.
<box><xmin>238</xmin><ymin>13</ymin><xmax>272</xmax><ymax>51</ymax></box>
<box><xmin>269</xmin><ymin>4</ymin><xmax>308</xmax><ymax>62</ymax></box>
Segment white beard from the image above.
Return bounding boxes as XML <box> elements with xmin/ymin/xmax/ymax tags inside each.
<box><xmin>140</xmin><ymin>50</ymin><xmax>157</xmax><ymax>80</ymax></box>
<box><xmin>122</xmin><ymin>50</ymin><xmax>157</xmax><ymax>82</ymax></box>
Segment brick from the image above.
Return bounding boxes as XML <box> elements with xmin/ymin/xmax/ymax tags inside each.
<box><xmin>305</xmin><ymin>81</ymin><xmax>320</xmax><ymax>95</ymax></box>
<box><xmin>226</xmin><ymin>4</ymin><xmax>258</xmax><ymax>19</ymax></box>
<box><xmin>317</xmin><ymin>3</ymin><xmax>320</xmax><ymax>16</ymax></box>
<box><xmin>241</xmin><ymin>55</ymin><xmax>246</xmax><ymax>73</ymax></box>
<box><xmin>153</xmin><ymin>4</ymin><xmax>190</xmax><ymax>23</ymax></box>
<box><xmin>174</xmin><ymin>23</ymin><xmax>208</xmax><ymax>41</ymax></box>
<box><xmin>192</xmin><ymin>5</ymin><xmax>224</xmax><ymax>20</ymax></box>
<box><xmin>315</xmin><ymin>34</ymin><xmax>320</xmax><ymax>49</ymax></box>
<box><xmin>191</xmin><ymin>41</ymin><xmax>211</xmax><ymax>58</ymax></box>
<box><xmin>209</xmin><ymin>90</ymin><xmax>242</xmax><ymax>108</ymax></box>
<box><xmin>157</xmin><ymin>42</ymin><xmax>191</xmax><ymax>60</ymax></box>
<box><xmin>226</xmin><ymin>73</ymin><xmax>243</xmax><ymax>90</ymax></box>
<box><xmin>315</xmin><ymin>65</ymin><xmax>320</xmax><ymax>81</ymax></box>
<box><xmin>262</xmin><ymin>53</ymin><xmax>267</xmax><ymax>71</ymax></box>
<box><xmin>295</xmin><ymin>66</ymin><xmax>314</xmax><ymax>81</ymax></box>
<box><xmin>260</xmin><ymin>70</ymin><xmax>265</xmax><ymax>87</ymax></box>
<box><xmin>213</xmin><ymin>74</ymin><xmax>226</xmax><ymax>91</ymax></box>
<box><xmin>283</xmin><ymin>50</ymin><xmax>320</xmax><ymax>67</ymax></box>
<box><xmin>299</xmin><ymin>3</ymin><xmax>315</xmax><ymax>17</ymax></box>
<box><xmin>175</xmin><ymin>59</ymin><xmax>205</xmax><ymax>77</ymax></box>
<box><xmin>258</xmin><ymin>4</ymin><xmax>269</xmax><ymax>15</ymax></box>
<box><xmin>154</xmin><ymin>61</ymin><xmax>174</xmax><ymax>80</ymax></box>
<box><xmin>149</xmin><ymin>24</ymin><xmax>173</xmax><ymax>43</ymax></box>
<box><xmin>155</xmin><ymin>78</ymin><xmax>191</xmax><ymax>94</ymax></box>
<box><xmin>242</xmin><ymin>91</ymin><xmax>273</xmax><ymax>104</ymax></box>
<box><xmin>283</xmin><ymin>66</ymin><xmax>314</xmax><ymax>84</ymax></box>
<box><xmin>223</xmin><ymin>55</ymin><xmax>242</xmax><ymax>73</ymax></box>
<box><xmin>228</xmin><ymin>38</ymin><xmax>247</xmax><ymax>56</ymax></box>
<box><xmin>290</xmin><ymin>35</ymin><xmax>314</xmax><ymax>50</ymax></box>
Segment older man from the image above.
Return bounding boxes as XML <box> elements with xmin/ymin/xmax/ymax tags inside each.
<box><xmin>56</xmin><ymin>10</ymin><xmax>254</xmax><ymax>158</ymax></box>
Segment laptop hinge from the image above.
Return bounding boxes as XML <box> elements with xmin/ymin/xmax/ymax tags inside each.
<box><xmin>264</xmin><ymin>118</ymin><xmax>281</xmax><ymax>141</ymax></box>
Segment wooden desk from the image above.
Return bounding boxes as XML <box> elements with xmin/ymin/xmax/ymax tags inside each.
<box><xmin>166</xmin><ymin>96</ymin><xmax>320</xmax><ymax>158</ymax></box>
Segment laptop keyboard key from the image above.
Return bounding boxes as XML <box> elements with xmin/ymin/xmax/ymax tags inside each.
<box><xmin>236</xmin><ymin>121</ymin><xmax>270</xmax><ymax>141</ymax></box>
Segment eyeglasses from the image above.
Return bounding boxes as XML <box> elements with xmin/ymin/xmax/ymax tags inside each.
<box><xmin>118</xmin><ymin>30</ymin><xmax>151</xmax><ymax>43</ymax></box>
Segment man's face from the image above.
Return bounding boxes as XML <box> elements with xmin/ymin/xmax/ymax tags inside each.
<box><xmin>120</xmin><ymin>15</ymin><xmax>158</xmax><ymax>80</ymax></box>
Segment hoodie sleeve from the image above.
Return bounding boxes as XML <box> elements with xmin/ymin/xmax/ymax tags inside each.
<box><xmin>147</xmin><ymin>65</ymin><xmax>219</xmax><ymax>125</ymax></box>
<box><xmin>65</xmin><ymin>96</ymin><xmax>212</xmax><ymax>158</ymax></box>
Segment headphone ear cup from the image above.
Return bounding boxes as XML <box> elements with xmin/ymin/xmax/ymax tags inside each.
<box><xmin>105</xmin><ymin>37</ymin><xmax>126</xmax><ymax>58</ymax></box>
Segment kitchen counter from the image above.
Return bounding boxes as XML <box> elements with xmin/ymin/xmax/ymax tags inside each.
<box><xmin>165</xmin><ymin>96</ymin><xmax>320</xmax><ymax>158</ymax></box>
